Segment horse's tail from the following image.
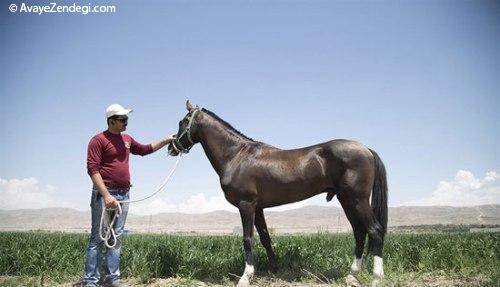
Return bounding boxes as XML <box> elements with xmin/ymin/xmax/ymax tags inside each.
<box><xmin>368</xmin><ymin>149</ymin><xmax>388</xmax><ymax>255</ymax></box>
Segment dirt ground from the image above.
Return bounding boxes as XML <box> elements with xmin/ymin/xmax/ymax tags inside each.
<box><xmin>0</xmin><ymin>274</ymin><xmax>497</xmax><ymax>287</ymax></box>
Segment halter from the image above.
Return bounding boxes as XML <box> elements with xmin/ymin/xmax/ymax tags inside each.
<box><xmin>169</xmin><ymin>108</ymin><xmax>199</xmax><ymax>155</ymax></box>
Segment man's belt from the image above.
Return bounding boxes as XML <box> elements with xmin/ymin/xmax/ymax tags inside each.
<box><xmin>107</xmin><ymin>185</ymin><xmax>131</xmax><ymax>192</ymax></box>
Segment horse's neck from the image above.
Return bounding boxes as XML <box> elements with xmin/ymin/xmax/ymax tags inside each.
<box><xmin>198</xmin><ymin>118</ymin><xmax>248</xmax><ymax>176</ymax></box>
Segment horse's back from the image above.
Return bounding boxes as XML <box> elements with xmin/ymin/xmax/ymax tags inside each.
<box><xmin>263</xmin><ymin>139</ymin><xmax>373</xmax><ymax>165</ymax></box>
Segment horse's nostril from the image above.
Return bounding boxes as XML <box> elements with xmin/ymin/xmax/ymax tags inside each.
<box><xmin>167</xmin><ymin>144</ymin><xmax>179</xmax><ymax>156</ymax></box>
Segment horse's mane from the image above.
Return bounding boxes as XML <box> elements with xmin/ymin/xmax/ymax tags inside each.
<box><xmin>202</xmin><ymin>108</ymin><xmax>254</xmax><ymax>141</ymax></box>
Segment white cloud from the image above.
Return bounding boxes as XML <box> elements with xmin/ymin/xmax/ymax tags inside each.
<box><xmin>129</xmin><ymin>192</ymin><xmax>237</xmax><ymax>215</ymax></box>
<box><xmin>407</xmin><ymin>170</ymin><xmax>500</xmax><ymax>206</ymax></box>
<box><xmin>178</xmin><ymin>193</ymin><xmax>235</xmax><ymax>213</ymax></box>
<box><xmin>0</xmin><ymin>177</ymin><xmax>68</xmax><ymax>210</ymax></box>
<box><xmin>128</xmin><ymin>198</ymin><xmax>178</xmax><ymax>215</ymax></box>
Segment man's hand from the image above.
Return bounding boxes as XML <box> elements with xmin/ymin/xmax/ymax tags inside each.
<box><xmin>91</xmin><ymin>173</ymin><xmax>119</xmax><ymax>209</ymax></box>
<box><xmin>165</xmin><ymin>133</ymin><xmax>177</xmax><ymax>144</ymax></box>
<box><xmin>104</xmin><ymin>195</ymin><xmax>119</xmax><ymax>209</ymax></box>
<box><xmin>152</xmin><ymin>134</ymin><xmax>178</xmax><ymax>152</ymax></box>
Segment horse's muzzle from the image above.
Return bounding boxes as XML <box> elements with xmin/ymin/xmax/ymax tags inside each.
<box><xmin>167</xmin><ymin>143</ymin><xmax>180</xmax><ymax>156</ymax></box>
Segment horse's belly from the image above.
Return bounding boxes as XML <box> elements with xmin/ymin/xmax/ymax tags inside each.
<box><xmin>258</xmin><ymin>178</ymin><xmax>329</xmax><ymax>207</ymax></box>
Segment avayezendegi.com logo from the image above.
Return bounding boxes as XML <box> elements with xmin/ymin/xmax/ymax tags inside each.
<box><xmin>8</xmin><ymin>2</ymin><xmax>116</xmax><ymax>15</ymax></box>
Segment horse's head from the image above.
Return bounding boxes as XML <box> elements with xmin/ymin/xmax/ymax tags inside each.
<box><xmin>168</xmin><ymin>100</ymin><xmax>201</xmax><ymax>156</ymax></box>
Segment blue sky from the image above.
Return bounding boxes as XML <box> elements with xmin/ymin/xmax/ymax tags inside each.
<box><xmin>1</xmin><ymin>0</ymin><xmax>499</xmax><ymax>215</ymax></box>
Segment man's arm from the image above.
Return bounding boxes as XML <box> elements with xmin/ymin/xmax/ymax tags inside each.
<box><xmin>151</xmin><ymin>134</ymin><xmax>176</xmax><ymax>152</ymax></box>
<box><xmin>87</xmin><ymin>136</ymin><xmax>119</xmax><ymax>209</ymax></box>
<box><xmin>90</xmin><ymin>172</ymin><xmax>119</xmax><ymax>209</ymax></box>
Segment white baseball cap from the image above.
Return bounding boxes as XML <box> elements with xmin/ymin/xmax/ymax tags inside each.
<box><xmin>106</xmin><ymin>104</ymin><xmax>133</xmax><ymax>118</ymax></box>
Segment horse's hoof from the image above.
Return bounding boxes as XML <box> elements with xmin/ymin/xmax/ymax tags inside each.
<box><xmin>237</xmin><ymin>277</ymin><xmax>250</xmax><ymax>287</ymax></box>
<box><xmin>345</xmin><ymin>274</ymin><xmax>361</xmax><ymax>287</ymax></box>
<box><xmin>371</xmin><ymin>278</ymin><xmax>382</xmax><ymax>287</ymax></box>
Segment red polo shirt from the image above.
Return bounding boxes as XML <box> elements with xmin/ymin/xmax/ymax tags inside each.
<box><xmin>87</xmin><ymin>130</ymin><xmax>153</xmax><ymax>188</ymax></box>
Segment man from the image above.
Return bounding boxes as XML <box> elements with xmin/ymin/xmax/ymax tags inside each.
<box><xmin>83</xmin><ymin>104</ymin><xmax>175</xmax><ymax>287</ymax></box>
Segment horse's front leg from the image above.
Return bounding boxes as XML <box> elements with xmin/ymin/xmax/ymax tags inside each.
<box><xmin>255</xmin><ymin>207</ymin><xmax>278</xmax><ymax>273</ymax></box>
<box><xmin>237</xmin><ymin>200</ymin><xmax>256</xmax><ymax>287</ymax></box>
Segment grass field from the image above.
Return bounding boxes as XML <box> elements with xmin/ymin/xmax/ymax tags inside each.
<box><xmin>0</xmin><ymin>231</ymin><xmax>499</xmax><ymax>286</ymax></box>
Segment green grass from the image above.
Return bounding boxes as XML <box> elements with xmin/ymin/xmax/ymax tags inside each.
<box><xmin>0</xmin><ymin>232</ymin><xmax>498</xmax><ymax>285</ymax></box>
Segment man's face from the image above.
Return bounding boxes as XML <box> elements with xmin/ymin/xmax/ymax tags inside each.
<box><xmin>110</xmin><ymin>116</ymin><xmax>128</xmax><ymax>132</ymax></box>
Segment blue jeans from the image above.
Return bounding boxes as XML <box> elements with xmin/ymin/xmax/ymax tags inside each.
<box><xmin>83</xmin><ymin>188</ymin><xmax>129</xmax><ymax>286</ymax></box>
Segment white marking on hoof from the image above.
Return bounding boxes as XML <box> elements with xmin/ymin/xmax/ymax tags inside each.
<box><xmin>237</xmin><ymin>263</ymin><xmax>254</xmax><ymax>287</ymax></box>
<box><xmin>350</xmin><ymin>256</ymin><xmax>363</xmax><ymax>274</ymax></box>
<box><xmin>373</xmin><ymin>256</ymin><xmax>384</xmax><ymax>279</ymax></box>
<box><xmin>371</xmin><ymin>277</ymin><xmax>382</xmax><ymax>287</ymax></box>
<box><xmin>346</xmin><ymin>274</ymin><xmax>362</xmax><ymax>287</ymax></box>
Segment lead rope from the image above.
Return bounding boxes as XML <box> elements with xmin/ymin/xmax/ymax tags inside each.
<box><xmin>99</xmin><ymin>153</ymin><xmax>183</xmax><ymax>248</ymax></box>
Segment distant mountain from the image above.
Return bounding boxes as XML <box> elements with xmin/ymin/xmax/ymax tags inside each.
<box><xmin>1</xmin><ymin>205</ymin><xmax>499</xmax><ymax>233</ymax></box>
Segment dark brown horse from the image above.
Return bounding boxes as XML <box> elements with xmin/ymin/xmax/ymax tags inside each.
<box><xmin>168</xmin><ymin>101</ymin><xmax>388</xmax><ymax>287</ymax></box>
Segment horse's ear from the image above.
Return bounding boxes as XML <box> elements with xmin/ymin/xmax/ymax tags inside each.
<box><xmin>186</xmin><ymin>100</ymin><xmax>193</xmax><ymax>112</ymax></box>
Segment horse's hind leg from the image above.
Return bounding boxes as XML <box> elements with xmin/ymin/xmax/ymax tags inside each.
<box><xmin>255</xmin><ymin>208</ymin><xmax>278</xmax><ymax>273</ymax></box>
<box><xmin>237</xmin><ymin>200</ymin><xmax>256</xmax><ymax>287</ymax></box>
<box><xmin>338</xmin><ymin>194</ymin><xmax>367</xmax><ymax>287</ymax></box>
<box><xmin>352</xmin><ymin>199</ymin><xmax>385</xmax><ymax>286</ymax></box>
